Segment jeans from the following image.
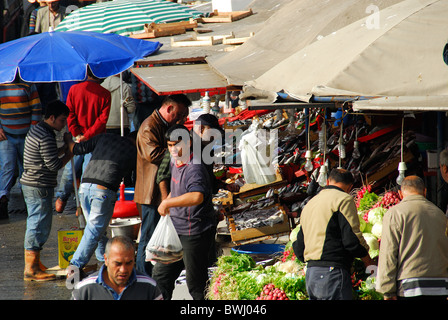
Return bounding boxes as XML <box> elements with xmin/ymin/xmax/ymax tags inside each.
<box><xmin>22</xmin><ymin>185</ymin><xmax>54</xmax><ymax>251</ymax></box>
<box><xmin>56</xmin><ymin>153</ymin><xmax>91</xmax><ymax>202</ymax></box>
<box><xmin>305</xmin><ymin>266</ymin><xmax>353</xmax><ymax>300</ymax></box>
<box><xmin>0</xmin><ymin>136</ymin><xmax>25</xmax><ymax>199</ymax></box>
<box><xmin>70</xmin><ymin>183</ymin><xmax>117</xmax><ymax>269</ymax></box>
<box><xmin>152</xmin><ymin>227</ymin><xmax>215</xmax><ymax>300</ymax></box>
<box><xmin>136</xmin><ymin>204</ymin><xmax>160</xmax><ymax>276</ymax></box>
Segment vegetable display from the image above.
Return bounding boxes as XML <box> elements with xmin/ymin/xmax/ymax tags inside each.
<box><xmin>206</xmin><ymin>185</ymin><xmax>400</xmax><ymax>301</ymax></box>
<box><xmin>207</xmin><ymin>241</ymin><xmax>384</xmax><ymax>300</ymax></box>
<box><xmin>355</xmin><ymin>186</ymin><xmax>401</xmax><ymax>258</ymax></box>
<box><xmin>207</xmin><ymin>248</ymin><xmax>308</xmax><ymax>300</ymax></box>
<box><xmin>352</xmin><ymin>186</ymin><xmax>400</xmax><ymax>299</ymax></box>
<box><xmin>257</xmin><ymin>284</ymin><xmax>289</xmax><ymax>300</ymax></box>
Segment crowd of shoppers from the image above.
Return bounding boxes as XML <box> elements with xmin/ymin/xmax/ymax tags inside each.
<box><xmin>3</xmin><ymin>5</ymin><xmax>448</xmax><ymax>300</ymax></box>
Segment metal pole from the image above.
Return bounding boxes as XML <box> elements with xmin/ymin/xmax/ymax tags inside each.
<box><xmin>120</xmin><ymin>72</ymin><xmax>124</xmax><ymax>136</ymax></box>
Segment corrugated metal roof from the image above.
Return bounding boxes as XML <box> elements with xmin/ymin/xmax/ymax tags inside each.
<box><xmin>131</xmin><ymin>63</ymin><xmax>228</xmax><ymax>95</ymax></box>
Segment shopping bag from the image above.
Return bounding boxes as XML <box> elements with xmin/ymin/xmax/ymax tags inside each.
<box><xmin>145</xmin><ymin>215</ymin><xmax>183</xmax><ymax>264</ymax></box>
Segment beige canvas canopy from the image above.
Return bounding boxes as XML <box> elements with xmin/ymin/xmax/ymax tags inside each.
<box><xmin>241</xmin><ymin>0</ymin><xmax>448</xmax><ymax>109</ymax></box>
<box><xmin>207</xmin><ymin>0</ymin><xmax>403</xmax><ymax>87</ymax></box>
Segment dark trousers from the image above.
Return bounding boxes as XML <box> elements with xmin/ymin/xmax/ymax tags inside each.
<box><xmin>152</xmin><ymin>227</ymin><xmax>215</xmax><ymax>300</ymax></box>
<box><xmin>136</xmin><ymin>204</ymin><xmax>160</xmax><ymax>276</ymax></box>
<box><xmin>305</xmin><ymin>266</ymin><xmax>353</xmax><ymax>300</ymax></box>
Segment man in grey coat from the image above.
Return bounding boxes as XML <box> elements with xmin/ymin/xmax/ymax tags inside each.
<box><xmin>376</xmin><ymin>175</ymin><xmax>448</xmax><ymax>300</ymax></box>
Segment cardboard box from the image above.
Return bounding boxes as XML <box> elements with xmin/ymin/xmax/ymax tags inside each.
<box><xmin>58</xmin><ymin>229</ymin><xmax>83</xmax><ymax>268</ymax></box>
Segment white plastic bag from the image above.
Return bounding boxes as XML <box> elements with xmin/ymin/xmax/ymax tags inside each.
<box><xmin>145</xmin><ymin>215</ymin><xmax>183</xmax><ymax>264</ymax></box>
<box><xmin>239</xmin><ymin>125</ymin><xmax>277</xmax><ymax>185</ymax></box>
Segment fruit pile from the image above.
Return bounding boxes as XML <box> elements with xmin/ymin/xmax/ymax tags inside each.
<box><xmin>256</xmin><ymin>284</ymin><xmax>289</xmax><ymax>300</ymax></box>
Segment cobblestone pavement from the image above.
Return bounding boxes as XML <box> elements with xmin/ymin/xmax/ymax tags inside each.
<box><xmin>0</xmin><ymin>180</ymin><xmax>192</xmax><ymax>300</ymax></box>
<box><xmin>0</xmin><ymin>181</ymin><xmax>96</xmax><ymax>300</ymax></box>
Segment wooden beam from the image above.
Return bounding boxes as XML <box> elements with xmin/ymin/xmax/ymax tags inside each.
<box><xmin>134</xmin><ymin>56</ymin><xmax>207</xmax><ymax>66</ymax></box>
<box><xmin>248</xmin><ymin>102</ymin><xmax>336</xmax><ymax>110</ymax></box>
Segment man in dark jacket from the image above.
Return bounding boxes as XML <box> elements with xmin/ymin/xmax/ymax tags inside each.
<box><xmin>134</xmin><ymin>94</ymin><xmax>190</xmax><ymax>276</ymax></box>
<box><xmin>293</xmin><ymin>168</ymin><xmax>375</xmax><ymax>300</ymax></box>
<box><xmin>66</xmin><ymin>132</ymin><xmax>137</xmax><ymax>274</ymax></box>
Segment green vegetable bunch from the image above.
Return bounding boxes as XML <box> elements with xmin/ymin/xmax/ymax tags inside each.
<box><xmin>207</xmin><ymin>252</ymin><xmax>308</xmax><ymax>300</ymax></box>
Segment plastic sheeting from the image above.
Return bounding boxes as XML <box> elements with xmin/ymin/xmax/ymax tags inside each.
<box><xmin>244</xmin><ymin>0</ymin><xmax>448</xmax><ymax>104</ymax></box>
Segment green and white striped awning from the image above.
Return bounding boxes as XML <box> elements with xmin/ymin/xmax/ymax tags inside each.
<box><xmin>55</xmin><ymin>0</ymin><xmax>204</xmax><ymax>36</ymax></box>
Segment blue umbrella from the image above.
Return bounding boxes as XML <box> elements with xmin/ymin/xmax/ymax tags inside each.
<box><xmin>0</xmin><ymin>30</ymin><xmax>162</xmax><ymax>83</ymax></box>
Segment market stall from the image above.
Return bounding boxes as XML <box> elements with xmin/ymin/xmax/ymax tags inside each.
<box><xmin>118</xmin><ymin>0</ymin><xmax>448</xmax><ymax>301</ymax></box>
<box><xmin>200</xmin><ymin>96</ymin><xmax>439</xmax><ymax>300</ymax></box>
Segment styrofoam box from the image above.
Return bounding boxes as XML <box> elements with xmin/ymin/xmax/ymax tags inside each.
<box><xmin>212</xmin><ymin>0</ymin><xmax>252</xmax><ymax>12</ymax></box>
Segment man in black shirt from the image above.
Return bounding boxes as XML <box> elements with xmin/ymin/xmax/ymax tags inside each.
<box><xmin>66</xmin><ymin>132</ymin><xmax>137</xmax><ymax>274</ymax></box>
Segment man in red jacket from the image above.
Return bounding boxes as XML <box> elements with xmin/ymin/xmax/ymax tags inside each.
<box><xmin>55</xmin><ymin>69</ymin><xmax>111</xmax><ymax>212</ymax></box>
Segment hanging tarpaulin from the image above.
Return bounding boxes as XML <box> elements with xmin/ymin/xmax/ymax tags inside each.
<box><xmin>353</xmin><ymin>96</ymin><xmax>448</xmax><ymax>112</ymax></box>
<box><xmin>245</xmin><ymin>0</ymin><xmax>448</xmax><ymax>103</ymax></box>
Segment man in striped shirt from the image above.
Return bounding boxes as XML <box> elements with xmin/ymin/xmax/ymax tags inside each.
<box><xmin>21</xmin><ymin>100</ymin><xmax>73</xmax><ymax>281</ymax></box>
<box><xmin>0</xmin><ymin>78</ymin><xmax>42</xmax><ymax>219</ymax></box>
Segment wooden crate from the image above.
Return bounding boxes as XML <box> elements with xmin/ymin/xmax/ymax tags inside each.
<box><xmin>222</xmin><ymin>32</ymin><xmax>254</xmax><ymax>45</ymax></box>
<box><xmin>198</xmin><ymin>9</ymin><xmax>253</xmax><ymax>23</ymax></box>
<box><xmin>130</xmin><ymin>19</ymin><xmax>197</xmax><ymax>39</ymax></box>
<box><xmin>237</xmin><ymin>169</ymin><xmax>285</xmax><ymax>193</ymax></box>
<box><xmin>170</xmin><ymin>32</ymin><xmax>234</xmax><ymax>47</ymax></box>
<box><xmin>213</xmin><ymin>189</ymin><xmax>233</xmax><ymax>206</ymax></box>
<box><xmin>228</xmin><ymin>204</ymin><xmax>290</xmax><ymax>242</ymax></box>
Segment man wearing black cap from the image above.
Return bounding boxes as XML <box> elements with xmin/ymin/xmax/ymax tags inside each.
<box><xmin>157</xmin><ymin>114</ymin><xmax>236</xmax><ymax>196</ymax></box>
<box><xmin>192</xmin><ymin>114</ymin><xmax>225</xmax><ymax>193</ymax></box>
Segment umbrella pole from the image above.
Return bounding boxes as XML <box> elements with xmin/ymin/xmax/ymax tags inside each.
<box><xmin>72</xmin><ymin>157</ymin><xmax>85</xmax><ymax>229</ymax></box>
<box><xmin>67</xmin><ymin>125</ymin><xmax>86</xmax><ymax>230</ymax></box>
<box><xmin>120</xmin><ymin>72</ymin><xmax>124</xmax><ymax>137</ymax></box>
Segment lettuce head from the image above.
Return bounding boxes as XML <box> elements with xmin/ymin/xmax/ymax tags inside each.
<box><xmin>367</xmin><ymin>207</ymin><xmax>387</xmax><ymax>225</ymax></box>
<box><xmin>371</xmin><ymin>222</ymin><xmax>383</xmax><ymax>239</ymax></box>
<box><xmin>363</xmin><ymin>232</ymin><xmax>379</xmax><ymax>258</ymax></box>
